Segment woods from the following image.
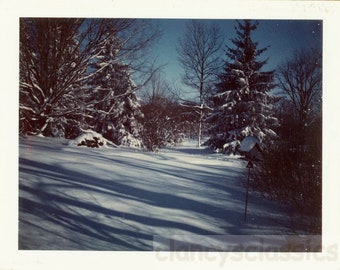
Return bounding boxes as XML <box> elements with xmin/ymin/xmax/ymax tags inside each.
<box><xmin>252</xmin><ymin>48</ymin><xmax>322</xmax><ymax>226</ymax></box>
<box><xmin>20</xmin><ymin>18</ymin><xmax>158</xmax><ymax>144</ymax></box>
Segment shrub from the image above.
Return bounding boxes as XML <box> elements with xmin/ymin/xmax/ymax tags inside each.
<box><xmin>252</xmin><ymin>142</ymin><xmax>321</xmax><ymax>217</ymax></box>
<box><xmin>69</xmin><ymin>130</ymin><xmax>106</xmax><ymax>148</ymax></box>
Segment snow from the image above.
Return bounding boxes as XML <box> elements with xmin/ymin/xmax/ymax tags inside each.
<box><xmin>239</xmin><ymin>136</ymin><xmax>260</xmax><ymax>152</ymax></box>
<box><xmin>69</xmin><ymin>130</ymin><xmax>105</xmax><ymax>145</ymax></box>
<box><xmin>68</xmin><ymin>130</ymin><xmax>117</xmax><ymax>148</ymax></box>
<box><xmin>19</xmin><ymin>136</ymin><xmax>317</xmax><ymax>251</ymax></box>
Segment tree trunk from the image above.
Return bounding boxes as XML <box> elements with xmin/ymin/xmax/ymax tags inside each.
<box><xmin>198</xmin><ymin>79</ymin><xmax>204</xmax><ymax>148</ymax></box>
<box><xmin>198</xmin><ymin>107</ymin><xmax>203</xmax><ymax>147</ymax></box>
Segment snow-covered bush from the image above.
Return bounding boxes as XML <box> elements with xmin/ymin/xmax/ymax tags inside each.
<box><xmin>204</xmin><ymin>134</ymin><xmax>228</xmax><ymax>152</ymax></box>
<box><xmin>204</xmin><ymin>132</ymin><xmax>241</xmax><ymax>155</ymax></box>
<box><xmin>115</xmin><ymin>124</ymin><xmax>143</xmax><ymax>148</ymax></box>
<box><xmin>223</xmin><ymin>140</ymin><xmax>241</xmax><ymax>155</ymax></box>
<box><xmin>69</xmin><ymin>130</ymin><xmax>106</xmax><ymax>148</ymax></box>
<box><xmin>47</xmin><ymin>118</ymin><xmax>66</xmax><ymax>138</ymax></box>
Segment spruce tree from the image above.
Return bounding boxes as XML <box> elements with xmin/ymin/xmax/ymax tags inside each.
<box><xmin>209</xmin><ymin>20</ymin><xmax>278</xmax><ymax>151</ymax></box>
<box><xmin>87</xmin><ymin>36</ymin><xmax>144</xmax><ymax>147</ymax></box>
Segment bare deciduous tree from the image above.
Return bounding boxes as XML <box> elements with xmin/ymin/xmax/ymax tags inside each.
<box><xmin>276</xmin><ymin>48</ymin><xmax>322</xmax><ymax>136</ymax></box>
<box><xmin>177</xmin><ymin>20</ymin><xmax>223</xmax><ymax>147</ymax></box>
<box><xmin>141</xmin><ymin>71</ymin><xmax>178</xmax><ymax>102</ymax></box>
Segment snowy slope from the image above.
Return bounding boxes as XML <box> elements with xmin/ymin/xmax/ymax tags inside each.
<box><xmin>19</xmin><ymin>136</ymin><xmax>315</xmax><ymax>251</ymax></box>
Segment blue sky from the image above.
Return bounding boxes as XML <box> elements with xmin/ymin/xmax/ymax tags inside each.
<box><xmin>148</xmin><ymin>19</ymin><xmax>322</xmax><ymax>99</ymax></box>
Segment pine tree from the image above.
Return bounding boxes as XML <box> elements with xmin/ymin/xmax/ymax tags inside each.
<box><xmin>209</xmin><ymin>20</ymin><xmax>278</xmax><ymax>151</ymax></box>
<box><xmin>87</xmin><ymin>36</ymin><xmax>144</xmax><ymax>147</ymax></box>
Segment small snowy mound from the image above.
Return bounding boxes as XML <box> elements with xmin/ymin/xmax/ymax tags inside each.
<box><xmin>69</xmin><ymin>130</ymin><xmax>107</xmax><ymax>148</ymax></box>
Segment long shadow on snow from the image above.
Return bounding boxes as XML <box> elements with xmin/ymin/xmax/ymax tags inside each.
<box><xmin>19</xmin><ymin>148</ymin><xmax>291</xmax><ymax>250</ymax></box>
<box><xmin>19</xmin><ymin>168</ymin><xmax>225</xmax><ymax>236</ymax></box>
<box><xmin>62</xmin><ymin>146</ymin><xmax>246</xmax><ymax>197</ymax></box>
<box><xmin>86</xmin><ymin>151</ymin><xmax>284</xmax><ymax>222</ymax></box>
<box><xmin>20</xmin><ymin>157</ymin><xmax>231</xmax><ymax>216</ymax></box>
<box><xmin>88</xmin><ymin>153</ymin><xmax>256</xmax><ymax>209</ymax></box>
<box><xmin>73</xmin><ymin>153</ymin><xmax>249</xmax><ymax>214</ymax></box>
<box><xmin>72</xmin><ymin>150</ymin><xmax>245</xmax><ymax>195</ymax></box>
<box><xmin>19</xmin><ymin>196</ymin><xmax>149</xmax><ymax>250</ymax></box>
<box><xmin>101</xmin><ymin>154</ymin><xmax>293</xmax><ymax>233</ymax></box>
<box><xmin>102</xmin><ymin>156</ymin><xmax>287</xmax><ymax>233</ymax></box>
<box><xmin>43</xmin><ymin>147</ymin><xmax>246</xmax><ymax>206</ymax></box>
<box><xmin>19</xmin><ymin>157</ymin><xmax>246</xmax><ymax>250</ymax></box>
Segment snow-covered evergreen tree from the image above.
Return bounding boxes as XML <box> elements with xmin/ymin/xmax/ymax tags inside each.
<box><xmin>87</xmin><ymin>36</ymin><xmax>144</xmax><ymax>147</ymax></box>
<box><xmin>208</xmin><ymin>20</ymin><xmax>278</xmax><ymax>152</ymax></box>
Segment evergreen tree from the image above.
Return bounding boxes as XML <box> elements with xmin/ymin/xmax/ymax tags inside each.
<box><xmin>87</xmin><ymin>36</ymin><xmax>144</xmax><ymax>147</ymax></box>
<box><xmin>209</xmin><ymin>20</ymin><xmax>278</xmax><ymax>151</ymax></box>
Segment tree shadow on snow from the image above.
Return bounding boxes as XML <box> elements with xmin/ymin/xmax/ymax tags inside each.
<box><xmin>19</xmin><ymin>154</ymin><xmax>295</xmax><ymax>251</ymax></box>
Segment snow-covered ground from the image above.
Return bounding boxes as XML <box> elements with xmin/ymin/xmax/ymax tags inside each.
<box><xmin>19</xmin><ymin>136</ymin><xmax>319</xmax><ymax>251</ymax></box>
